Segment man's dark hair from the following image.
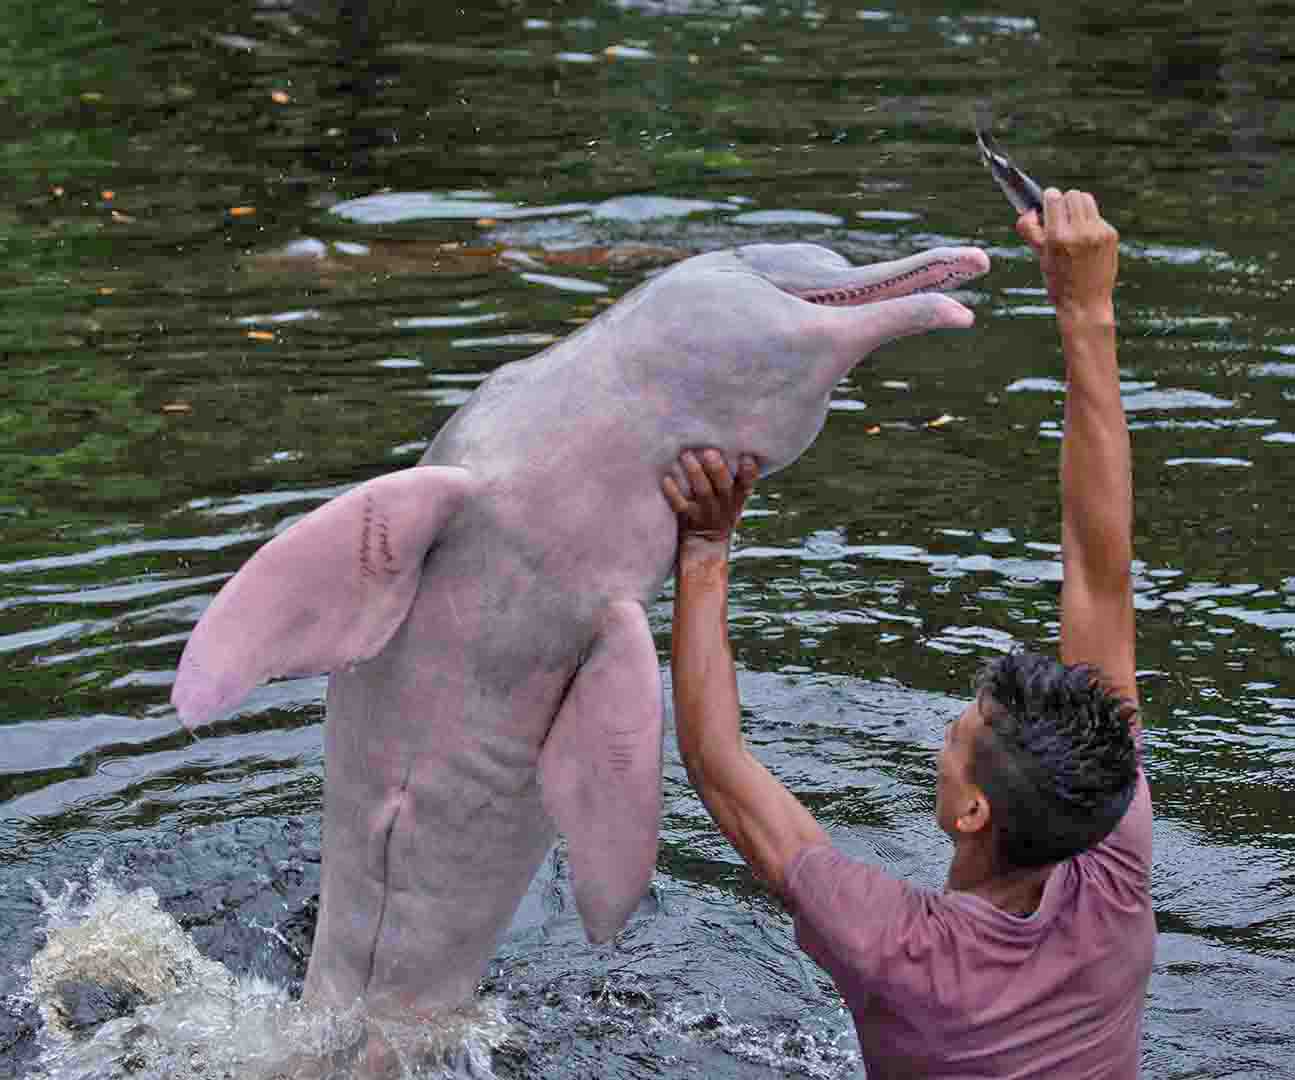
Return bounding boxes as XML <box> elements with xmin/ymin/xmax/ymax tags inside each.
<box><xmin>972</xmin><ymin>650</ymin><xmax>1138</xmax><ymax>869</ymax></box>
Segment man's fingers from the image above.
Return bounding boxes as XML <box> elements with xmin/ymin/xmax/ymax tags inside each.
<box><xmin>666</xmin><ymin>449</ymin><xmax>759</xmax><ymax>555</ymax></box>
<box><xmin>1042</xmin><ymin>188</ymin><xmax>1065</xmax><ymax>241</ymax></box>
<box><xmin>669</xmin><ymin>449</ymin><xmax>759</xmax><ymax>538</ymax></box>
<box><xmin>662</xmin><ymin>475</ymin><xmax>690</xmax><ymax>515</ymax></box>
<box><xmin>1016</xmin><ymin>210</ymin><xmax>1044</xmax><ymax>250</ymax></box>
<box><xmin>682</xmin><ymin>450</ymin><xmax>714</xmax><ymax>501</ymax></box>
<box><xmin>702</xmin><ymin>449</ymin><xmax>733</xmax><ymax>500</ymax></box>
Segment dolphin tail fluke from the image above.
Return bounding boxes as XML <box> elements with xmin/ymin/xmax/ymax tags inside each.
<box><xmin>538</xmin><ymin>600</ymin><xmax>664</xmax><ymax>943</ymax></box>
<box><xmin>172</xmin><ymin>465</ymin><xmax>476</xmax><ymax>729</ymax></box>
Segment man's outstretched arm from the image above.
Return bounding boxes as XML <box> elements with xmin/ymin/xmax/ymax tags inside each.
<box><xmin>665</xmin><ymin>450</ymin><xmax>828</xmax><ymax>901</ymax></box>
<box><xmin>1019</xmin><ymin>190</ymin><xmax>1139</xmax><ymax>723</ymax></box>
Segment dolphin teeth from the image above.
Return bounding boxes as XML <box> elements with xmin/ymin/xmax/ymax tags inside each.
<box><xmin>796</xmin><ymin>255</ymin><xmax>984</xmax><ymax>306</ymax></box>
<box><xmin>802</xmin><ymin>287</ymin><xmax>862</xmax><ymax>306</ymax></box>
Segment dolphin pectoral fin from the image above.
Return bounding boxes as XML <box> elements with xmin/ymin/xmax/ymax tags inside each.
<box><xmin>538</xmin><ymin>600</ymin><xmax>664</xmax><ymax>943</ymax></box>
<box><xmin>172</xmin><ymin>465</ymin><xmax>475</xmax><ymax>729</ymax></box>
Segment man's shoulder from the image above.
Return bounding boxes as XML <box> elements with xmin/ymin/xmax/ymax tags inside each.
<box><xmin>1074</xmin><ymin>766</ymin><xmax>1153</xmax><ymax>894</ymax></box>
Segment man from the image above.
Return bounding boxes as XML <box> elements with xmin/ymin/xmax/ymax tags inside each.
<box><xmin>663</xmin><ymin>189</ymin><xmax>1153</xmax><ymax>1078</ymax></box>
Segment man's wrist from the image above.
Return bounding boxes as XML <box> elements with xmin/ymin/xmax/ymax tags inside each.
<box><xmin>678</xmin><ymin>533</ymin><xmax>733</xmax><ymax>569</ymax></box>
<box><xmin>1056</xmin><ymin>300</ymin><xmax>1116</xmax><ymax>332</ymax></box>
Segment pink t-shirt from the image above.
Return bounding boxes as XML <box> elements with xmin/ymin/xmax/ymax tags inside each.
<box><xmin>786</xmin><ymin>769</ymin><xmax>1155</xmax><ymax>1079</ymax></box>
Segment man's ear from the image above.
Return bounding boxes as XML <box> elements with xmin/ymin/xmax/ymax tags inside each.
<box><xmin>954</xmin><ymin>788</ymin><xmax>991</xmax><ymax>835</ymax></box>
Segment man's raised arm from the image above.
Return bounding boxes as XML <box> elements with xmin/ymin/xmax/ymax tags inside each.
<box><xmin>1018</xmin><ymin>190</ymin><xmax>1139</xmax><ymax>723</ymax></box>
<box><xmin>664</xmin><ymin>450</ymin><xmax>828</xmax><ymax>900</ymax></box>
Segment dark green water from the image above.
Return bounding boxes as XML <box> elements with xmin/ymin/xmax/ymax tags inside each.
<box><xmin>2</xmin><ymin>1</ymin><xmax>1294</xmax><ymax>1076</ymax></box>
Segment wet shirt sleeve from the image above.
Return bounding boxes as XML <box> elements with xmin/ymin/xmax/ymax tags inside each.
<box><xmin>785</xmin><ymin>845</ymin><xmax>928</xmax><ymax>995</ymax></box>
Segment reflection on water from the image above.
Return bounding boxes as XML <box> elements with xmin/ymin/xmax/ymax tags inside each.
<box><xmin>3</xmin><ymin>0</ymin><xmax>1295</xmax><ymax>1076</ymax></box>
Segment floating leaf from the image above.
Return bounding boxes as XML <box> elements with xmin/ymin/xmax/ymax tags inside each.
<box><xmin>97</xmin><ymin>287</ymin><xmax>116</xmax><ymax>296</ymax></box>
<box><xmin>110</xmin><ymin>210</ymin><xmax>135</xmax><ymax>224</ymax></box>
<box><xmin>161</xmin><ymin>401</ymin><xmax>193</xmax><ymax>414</ymax></box>
<box><xmin>246</xmin><ymin>330</ymin><xmax>275</xmax><ymax>342</ymax></box>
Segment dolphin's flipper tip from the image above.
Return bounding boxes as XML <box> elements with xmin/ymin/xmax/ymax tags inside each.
<box><xmin>171</xmin><ymin>666</ymin><xmax>225</xmax><ymax>731</ymax></box>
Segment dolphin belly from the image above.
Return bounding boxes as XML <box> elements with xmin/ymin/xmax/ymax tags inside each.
<box><xmin>307</xmin><ymin>666</ymin><xmax>560</xmax><ymax>1014</ymax></box>
<box><xmin>303</xmin><ymin>568</ymin><xmax>581</xmax><ymax>1016</ymax></box>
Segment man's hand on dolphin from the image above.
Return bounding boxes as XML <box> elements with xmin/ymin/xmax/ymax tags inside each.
<box><xmin>662</xmin><ymin>449</ymin><xmax>759</xmax><ymax>552</ymax></box>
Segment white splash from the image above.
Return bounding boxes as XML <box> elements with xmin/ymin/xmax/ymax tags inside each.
<box><xmin>22</xmin><ymin>863</ymin><xmax>511</xmax><ymax>1079</ymax></box>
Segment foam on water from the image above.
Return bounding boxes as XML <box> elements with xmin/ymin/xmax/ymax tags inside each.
<box><xmin>648</xmin><ymin>1001</ymin><xmax>859</xmax><ymax>1078</ymax></box>
<box><xmin>20</xmin><ymin>863</ymin><xmax>511</xmax><ymax>1079</ymax></box>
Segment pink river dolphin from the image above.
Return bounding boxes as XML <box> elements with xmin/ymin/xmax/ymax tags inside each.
<box><xmin>172</xmin><ymin>240</ymin><xmax>990</xmax><ymax>1021</ymax></box>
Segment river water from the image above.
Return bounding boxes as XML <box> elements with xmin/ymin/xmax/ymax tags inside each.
<box><xmin>2</xmin><ymin>1</ymin><xmax>1293</xmax><ymax>1076</ymax></box>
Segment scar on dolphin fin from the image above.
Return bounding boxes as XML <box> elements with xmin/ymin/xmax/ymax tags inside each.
<box><xmin>538</xmin><ymin>600</ymin><xmax>664</xmax><ymax>943</ymax></box>
<box><xmin>172</xmin><ymin>465</ymin><xmax>476</xmax><ymax>729</ymax></box>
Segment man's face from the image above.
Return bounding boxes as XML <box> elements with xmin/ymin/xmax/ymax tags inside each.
<box><xmin>935</xmin><ymin>698</ymin><xmax>984</xmax><ymax>838</ymax></box>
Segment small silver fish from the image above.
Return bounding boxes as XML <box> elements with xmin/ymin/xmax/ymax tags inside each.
<box><xmin>976</xmin><ymin>127</ymin><xmax>1045</xmax><ymax>218</ymax></box>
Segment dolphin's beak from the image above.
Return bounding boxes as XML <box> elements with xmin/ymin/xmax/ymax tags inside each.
<box><xmin>788</xmin><ymin>247</ymin><xmax>991</xmax><ymax>308</ymax></box>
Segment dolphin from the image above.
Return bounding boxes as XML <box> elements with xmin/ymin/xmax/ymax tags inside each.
<box><xmin>171</xmin><ymin>239</ymin><xmax>990</xmax><ymax>1020</ymax></box>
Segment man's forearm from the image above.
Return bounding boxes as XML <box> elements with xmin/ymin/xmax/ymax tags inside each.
<box><xmin>1056</xmin><ymin>302</ymin><xmax>1139</xmax><ymax>714</ymax></box>
<box><xmin>670</xmin><ymin>539</ymin><xmax>828</xmax><ymax>895</ymax></box>
<box><xmin>1059</xmin><ymin>312</ymin><xmax>1131</xmax><ymax>592</ymax></box>
<box><xmin>672</xmin><ymin>542</ymin><xmax>745</xmax><ymax>781</ymax></box>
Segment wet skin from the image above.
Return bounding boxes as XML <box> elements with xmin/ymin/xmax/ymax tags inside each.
<box><xmin>171</xmin><ymin>239</ymin><xmax>990</xmax><ymax>1018</ymax></box>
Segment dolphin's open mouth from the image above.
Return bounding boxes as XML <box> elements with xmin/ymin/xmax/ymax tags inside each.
<box><xmin>788</xmin><ymin>249</ymin><xmax>990</xmax><ymax>307</ymax></box>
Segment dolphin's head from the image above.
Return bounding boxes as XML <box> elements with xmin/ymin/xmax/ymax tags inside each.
<box><xmin>605</xmin><ymin>240</ymin><xmax>991</xmax><ymax>475</ymax></box>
